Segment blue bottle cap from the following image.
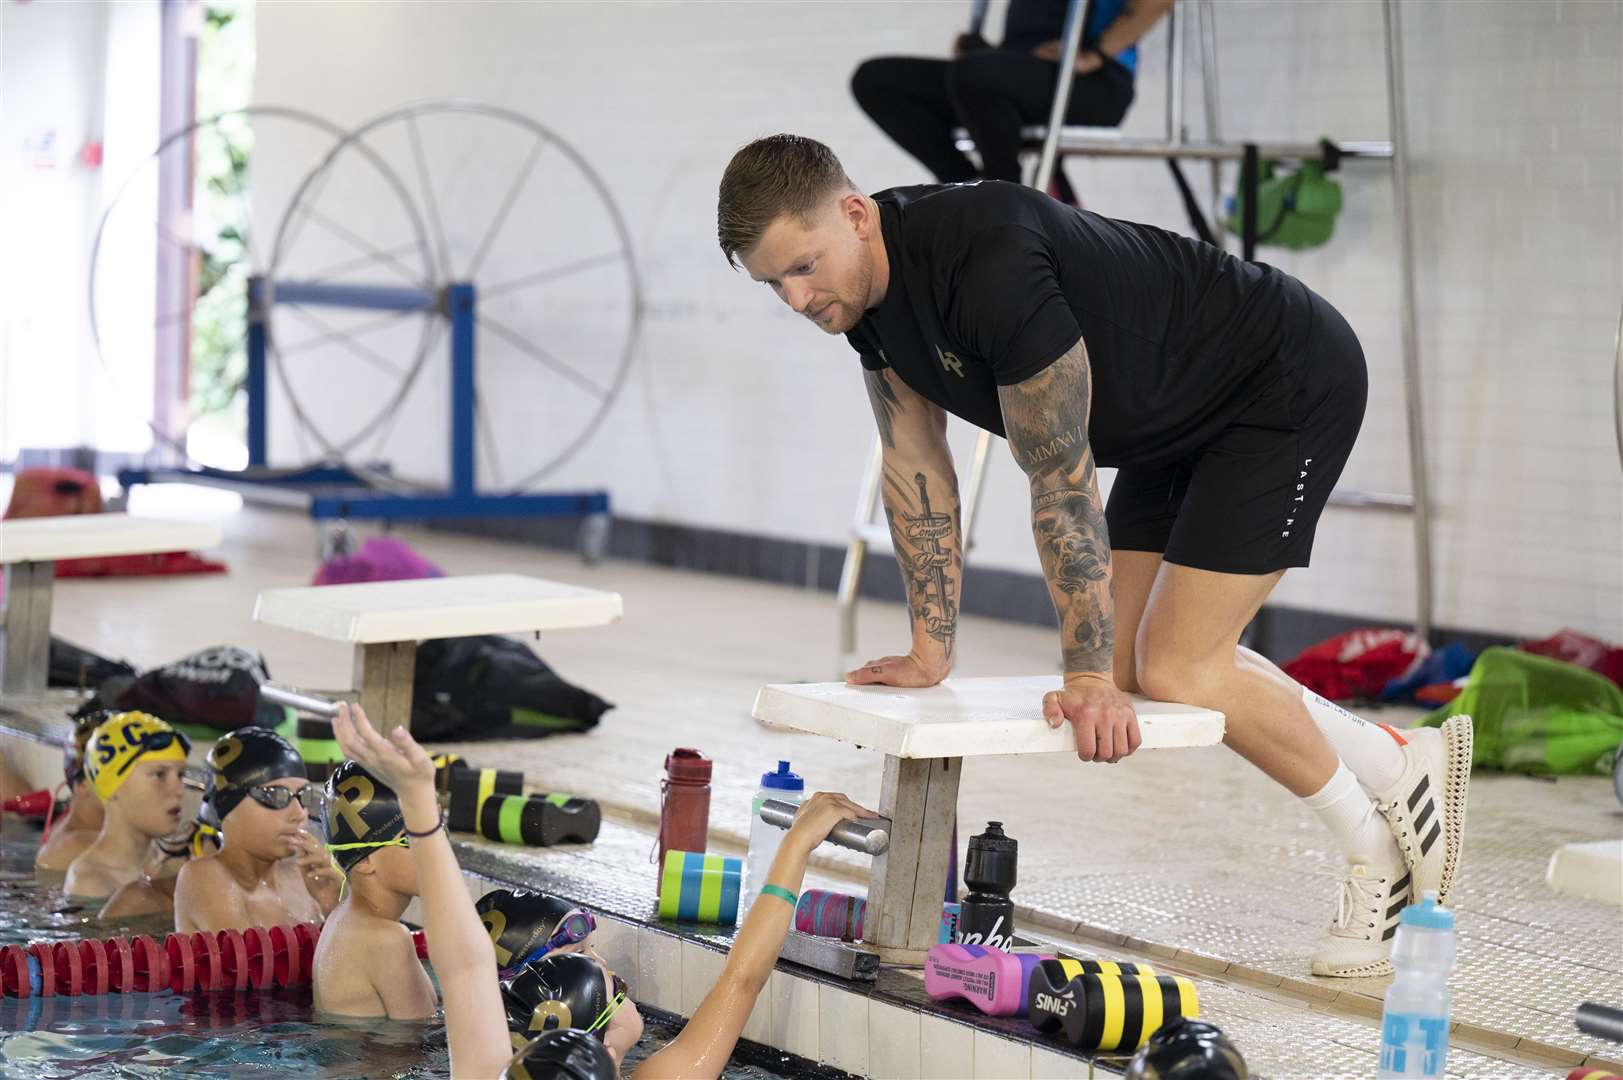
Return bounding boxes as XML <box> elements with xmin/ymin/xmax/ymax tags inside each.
<box><xmin>1399</xmin><ymin>891</ymin><xmax>1454</xmax><ymax>930</ymax></box>
<box><xmin>761</xmin><ymin>760</ymin><xmax>804</xmax><ymax>791</ymax></box>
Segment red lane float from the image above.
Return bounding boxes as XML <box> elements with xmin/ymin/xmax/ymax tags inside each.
<box><xmin>413</xmin><ymin>929</ymin><xmax>428</xmax><ymax>961</ymax></box>
<box><xmin>217</xmin><ymin>929</ymin><xmax>248</xmax><ymax>992</ymax></box>
<box><xmin>0</xmin><ymin>919</ymin><xmax>347</xmax><ymax>997</ymax></box>
<box><xmin>166</xmin><ymin>933</ymin><xmax>196</xmax><ymax>994</ymax></box>
<box><xmin>131</xmin><ymin>935</ymin><xmax>166</xmax><ymax>993</ymax></box>
<box><xmin>269</xmin><ymin>924</ymin><xmax>302</xmax><ymax>988</ymax></box>
<box><xmin>192</xmin><ymin>931</ymin><xmax>223</xmax><ymax>992</ymax></box>
<box><xmin>242</xmin><ymin>928</ymin><xmax>274</xmax><ymax>991</ymax></box>
<box><xmin>2</xmin><ymin>945</ymin><xmax>30</xmax><ymax>997</ymax></box>
<box><xmin>105</xmin><ymin>936</ymin><xmax>133</xmax><ymax>994</ymax></box>
<box><xmin>79</xmin><ymin>939</ymin><xmax>108</xmax><ymax>996</ymax></box>
<box><xmin>52</xmin><ymin>940</ymin><xmax>84</xmax><ymax>996</ymax></box>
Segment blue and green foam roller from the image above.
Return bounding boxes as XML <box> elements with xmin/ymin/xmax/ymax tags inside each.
<box><xmin>658</xmin><ymin>850</ymin><xmax>742</xmax><ymax>926</ymax></box>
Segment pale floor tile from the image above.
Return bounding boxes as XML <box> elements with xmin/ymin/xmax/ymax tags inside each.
<box><xmin>680</xmin><ymin>939</ymin><xmax>727</xmax><ymax>1017</ymax></box>
<box><xmin>818</xmin><ymin>983</ymin><xmax>870</xmax><ymax>1076</ymax></box>
<box><xmin>768</xmin><ymin>968</ymin><xmax>820</xmax><ymax>1061</ymax></box>
<box><xmin>919</xmin><ymin>1015</ymin><xmax>977</xmax><ymax>1080</ymax></box>
<box><xmin>739</xmin><ymin>970</ymin><xmax>774</xmax><ymax>1046</ymax></box>
<box><xmin>592</xmin><ymin>916</ymin><xmax>639</xmax><ymax>990</ymax></box>
<box><xmin>868</xmin><ymin>1000</ymin><xmax>922</xmax><ymax>1080</ymax></box>
<box><xmin>1028</xmin><ymin>1045</ymin><xmax>1085</xmax><ymax>1079</ymax></box>
<box><xmin>972</xmin><ymin>1029</ymin><xmax>1032</xmax><ymax>1079</ymax></box>
<box><xmin>635</xmin><ymin>929</ymin><xmax>683</xmax><ymax>1015</ymax></box>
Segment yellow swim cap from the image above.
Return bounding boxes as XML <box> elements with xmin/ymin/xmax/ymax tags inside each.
<box><xmin>86</xmin><ymin>711</ymin><xmax>191</xmax><ymax>802</ymax></box>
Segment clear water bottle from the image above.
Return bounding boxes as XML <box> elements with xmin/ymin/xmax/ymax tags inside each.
<box><xmin>744</xmin><ymin>760</ymin><xmax>803</xmax><ymax>910</ymax></box>
<box><xmin>1378</xmin><ymin>891</ymin><xmax>1456</xmax><ymax>1078</ymax></box>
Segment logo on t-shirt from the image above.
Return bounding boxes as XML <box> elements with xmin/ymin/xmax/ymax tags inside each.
<box><xmin>935</xmin><ymin>344</ymin><xmax>965</xmax><ymax>378</ymax></box>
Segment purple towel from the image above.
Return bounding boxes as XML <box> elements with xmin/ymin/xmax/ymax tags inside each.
<box><xmin>312</xmin><ymin>536</ymin><xmax>445</xmax><ymax>586</ymax></box>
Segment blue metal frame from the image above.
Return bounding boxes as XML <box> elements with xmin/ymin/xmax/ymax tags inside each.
<box><xmin>120</xmin><ymin>275</ymin><xmax>611</xmax><ymax>524</ymax></box>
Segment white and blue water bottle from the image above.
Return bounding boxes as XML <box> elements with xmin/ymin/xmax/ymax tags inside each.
<box><xmin>1378</xmin><ymin>891</ymin><xmax>1456</xmax><ymax>1078</ymax></box>
<box><xmin>744</xmin><ymin>760</ymin><xmax>804</xmax><ymax>910</ymax></box>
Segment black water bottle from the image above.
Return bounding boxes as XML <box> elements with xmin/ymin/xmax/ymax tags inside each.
<box><xmin>956</xmin><ymin>821</ymin><xmax>1017</xmax><ymax>951</ymax></box>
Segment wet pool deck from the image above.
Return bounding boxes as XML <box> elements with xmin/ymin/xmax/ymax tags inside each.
<box><xmin>5</xmin><ymin>499</ymin><xmax>1619</xmax><ymax>1077</ymax></box>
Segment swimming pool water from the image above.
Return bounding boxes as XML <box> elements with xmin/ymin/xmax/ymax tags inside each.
<box><xmin>0</xmin><ymin>826</ymin><xmax>839</xmax><ymax>1078</ymax></box>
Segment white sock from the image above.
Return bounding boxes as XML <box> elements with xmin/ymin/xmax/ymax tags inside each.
<box><xmin>1303</xmin><ymin>762</ymin><xmax>1402</xmax><ymax>868</ymax></box>
<box><xmin>1301</xmin><ymin>687</ymin><xmax>1408</xmax><ymax>792</ymax></box>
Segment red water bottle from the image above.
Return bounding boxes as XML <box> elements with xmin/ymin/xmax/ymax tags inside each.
<box><xmin>657</xmin><ymin>749</ymin><xmax>712</xmax><ymax>873</ymax></box>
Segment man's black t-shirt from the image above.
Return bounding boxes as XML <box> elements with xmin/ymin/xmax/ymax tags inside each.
<box><xmin>845</xmin><ymin>182</ymin><xmax>1312</xmax><ymax>470</ymax></box>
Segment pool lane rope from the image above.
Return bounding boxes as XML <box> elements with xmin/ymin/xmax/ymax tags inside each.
<box><xmin>0</xmin><ymin>922</ymin><xmax>428</xmax><ymax>997</ymax></box>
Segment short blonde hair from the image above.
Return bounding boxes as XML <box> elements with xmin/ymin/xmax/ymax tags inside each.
<box><xmin>717</xmin><ymin>134</ymin><xmax>857</xmax><ymax>268</ymax></box>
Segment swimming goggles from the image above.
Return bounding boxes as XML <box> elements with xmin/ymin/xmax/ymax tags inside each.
<box><xmin>114</xmin><ymin>729</ymin><xmax>192</xmax><ymax>776</ymax></box>
<box><xmin>515</xmin><ymin>908</ymin><xmax>597</xmax><ymax>969</ymax></box>
<box><xmin>240</xmin><ymin>783</ymin><xmax>326</xmax><ymax>814</ymax></box>
<box><xmin>584</xmin><ymin>973</ymin><xmax>629</xmax><ymax>1035</ymax></box>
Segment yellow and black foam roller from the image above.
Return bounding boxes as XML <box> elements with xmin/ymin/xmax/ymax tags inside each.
<box><xmin>1027</xmin><ymin>958</ymin><xmax>1199</xmax><ymax>1052</ymax></box>
<box><xmin>446</xmin><ymin>765</ymin><xmax>525</xmax><ymax>832</ymax></box>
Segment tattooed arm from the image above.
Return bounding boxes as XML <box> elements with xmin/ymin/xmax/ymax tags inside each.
<box><xmin>998</xmin><ymin>338</ymin><xmax>1142</xmax><ymax>762</ymax></box>
<box><xmin>845</xmin><ymin>367</ymin><xmax>962</xmax><ymax>688</ymax></box>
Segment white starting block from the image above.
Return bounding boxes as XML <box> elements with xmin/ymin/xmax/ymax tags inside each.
<box><xmin>752</xmin><ymin>676</ymin><xmax>1225</xmax><ymax>960</ymax></box>
<box><xmin>253</xmin><ymin>573</ymin><xmax>622</xmax><ymax>732</ymax></box>
<box><xmin>1547</xmin><ymin>839</ymin><xmax>1623</xmax><ymax>906</ymax></box>
<box><xmin>0</xmin><ymin>513</ymin><xmax>224</xmax><ymax>701</ymax></box>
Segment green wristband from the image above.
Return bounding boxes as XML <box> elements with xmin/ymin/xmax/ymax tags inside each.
<box><xmin>759</xmin><ymin>884</ymin><xmax>797</xmax><ymax>907</ymax></box>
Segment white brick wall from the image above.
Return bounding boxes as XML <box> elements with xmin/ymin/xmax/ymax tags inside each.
<box><xmin>254</xmin><ymin>0</ymin><xmax>1622</xmax><ymax>641</ymax></box>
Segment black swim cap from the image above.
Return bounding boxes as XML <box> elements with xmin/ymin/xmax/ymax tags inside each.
<box><xmin>1125</xmin><ymin>1017</ymin><xmax>1249</xmax><ymax>1080</ymax></box>
<box><xmin>206</xmin><ymin>727</ymin><xmax>307</xmax><ymax>820</ymax></box>
<box><xmin>501</xmin><ymin>1028</ymin><xmax>618</xmax><ymax>1080</ymax></box>
<box><xmin>477</xmin><ymin>888</ymin><xmax>575</xmax><ymax>969</ymax></box>
<box><xmin>65</xmin><ymin>709</ymin><xmax>112</xmax><ymax>786</ymax></box>
<box><xmin>323</xmin><ymin>760</ymin><xmax>405</xmax><ymax>874</ymax></box>
<box><xmin>501</xmin><ymin>953</ymin><xmax>611</xmax><ymax>1043</ymax></box>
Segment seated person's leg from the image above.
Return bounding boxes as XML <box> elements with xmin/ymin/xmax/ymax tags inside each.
<box><xmin>948</xmin><ymin>50</ymin><xmax>1137</xmax><ymax>200</ymax></box>
<box><xmin>851</xmin><ymin>56</ymin><xmax>979</xmax><ymax>183</ymax></box>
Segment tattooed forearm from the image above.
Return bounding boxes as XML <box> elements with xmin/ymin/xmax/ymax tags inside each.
<box><xmin>879</xmin><ymin>461</ymin><xmax>962</xmax><ymax>653</ymax></box>
<box><xmin>997</xmin><ymin>340</ymin><xmax>1115</xmax><ymax>676</ymax></box>
<box><xmin>864</xmin><ymin>369</ymin><xmax>902</xmax><ymax>450</ymax></box>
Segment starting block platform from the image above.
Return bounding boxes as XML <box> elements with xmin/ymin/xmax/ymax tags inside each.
<box><xmin>752</xmin><ymin>677</ymin><xmax>1225</xmax><ymax>960</ymax></box>
<box><xmin>253</xmin><ymin>573</ymin><xmax>622</xmax><ymax>732</ymax></box>
<box><xmin>0</xmin><ymin>513</ymin><xmax>223</xmax><ymax>701</ymax></box>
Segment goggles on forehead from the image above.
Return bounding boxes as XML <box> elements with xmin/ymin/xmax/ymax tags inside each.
<box><xmin>514</xmin><ymin>909</ymin><xmax>596</xmax><ymax>971</ymax></box>
<box><xmin>114</xmin><ymin>729</ymin><xmax>193</xmax><ymax>776</ymax></box>
<box><xmin>240</xmin><ymin>783</ymin><xmax>325</xmax><ymax>814</ymax></box>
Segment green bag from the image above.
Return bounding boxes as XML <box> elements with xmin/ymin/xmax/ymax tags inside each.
<box><xmin>1224</xmin><ymin>160</ymin><xmax>1343</xmax><ymax>250</ymax></box>
<box><xmin>1422</xmin><ymin>647</ymin><xmax>1623</xmax><ymax>775</ymax></box>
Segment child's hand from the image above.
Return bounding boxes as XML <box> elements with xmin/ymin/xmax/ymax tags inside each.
<box><xmin>331</xmin><ymin>703</ymin><xmax>438</xmax><ymax>807</ymax></box>
<box><xmin>295</xmin><ymin>829</ymin><xmax>343</xmax><ymax>912</ymax></box>
<box><xmin>784</xmin><ymin>792</ymin><xmax>878</xmax><ymax>858</ymax></box>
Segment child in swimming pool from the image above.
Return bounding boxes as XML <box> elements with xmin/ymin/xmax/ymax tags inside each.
<box><xmin>64</xmin><ymin>712</ymin><xmax>190</xmax><ymax>902</ymax></box>
<box><xmin>35</xmin><ymin>711</ymin><xmax>108</xmax><ymax>874</ymax></box>
<box><xmin>328</xmin><ymin>701</ymin><xmax>877</xmax><ymax>1079</ymax></box>
<box><xmin>173</xmin><ymin>728</ymin><xmax>342</xmax><ymax>933</ymax></box>
<box><xmin>310</xmin><ymin>759</ymin><xmax>436</xmax><ymax>1019</ymax></box>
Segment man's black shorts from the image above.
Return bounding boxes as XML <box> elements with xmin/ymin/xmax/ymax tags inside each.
<box><xmin>1104</xmin><ymin>287</ymin><xmax>1368</xmax><ymax>575</ymax></box>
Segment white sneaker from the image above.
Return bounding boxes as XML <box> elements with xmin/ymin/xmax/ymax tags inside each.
<box><xmin>1311</xmin><ymin>863</ymin><xmax>1412</xmax><ymax>978</ymax></box>
<box><xmin>1373</xmin><ymin>715</ymin><xmax>1473</xmax><ymax>904</ymax></box>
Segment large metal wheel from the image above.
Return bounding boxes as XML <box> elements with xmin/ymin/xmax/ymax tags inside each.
<box><xmin>267</xmin><ymin>99</ymin><xmax>641</xmax><ymax>492</ymax></box>
<box><xmin>87</xmin><ymin>106</ymin><xmax>397</xmax><ymax>468</ymax></box>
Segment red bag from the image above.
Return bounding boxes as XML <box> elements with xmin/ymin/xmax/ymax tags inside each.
<box><xmin>1</xmin><ymin>467</ymin><xmax>224</xmax><ymax>585</ymax></box>
<box><xmin>1521</xmin><ymin>629</ymin><xmax>1623</xmax><ymax>691</ymax></box>
<box><xmin>2</xmin><ymin>468</ymin><xmax>102</xmax><ymax>519</ymax></box>
<box><xmin>1282</xmin><ymin>628</ymin><xmax>1430</xmax><ymax>700</ymax></box>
